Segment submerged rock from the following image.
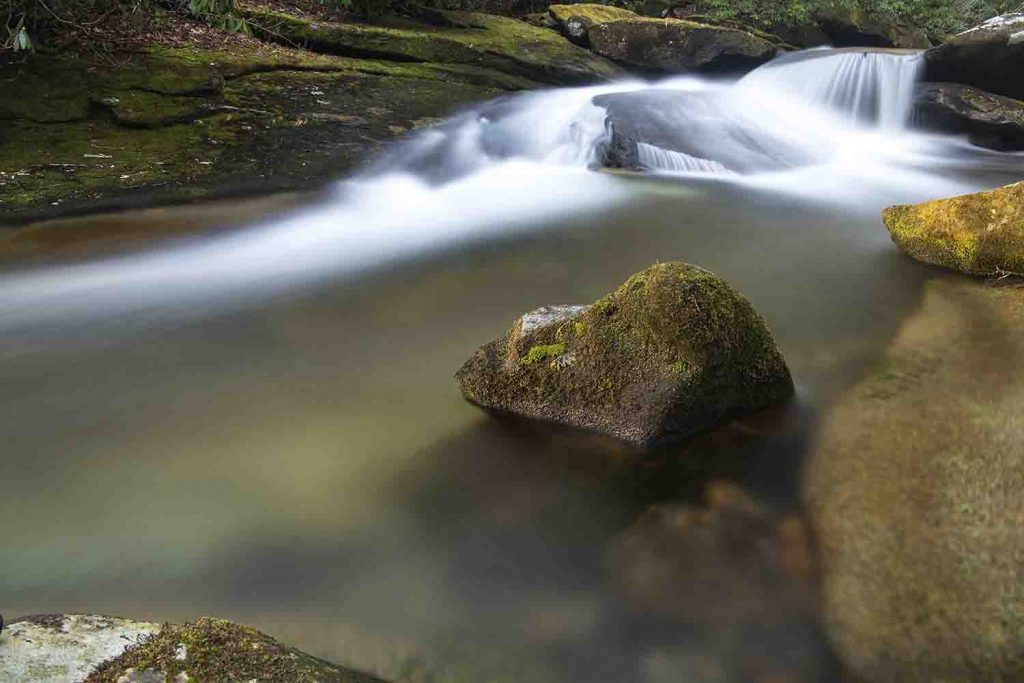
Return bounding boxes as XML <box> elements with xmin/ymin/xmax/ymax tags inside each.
<box><xmin>609</xmin><ymin>482</ymin><xmax>828</xmax><ymax>681</ymax></box>
<box><xmin>806</xmin><ymin>276</ymin><xmax>1024</xmax><ymax>681</ymax></box>
<box><xmin>913</xmin><ymin>82</ymin><xmax>1024</xmax><ymax>151</ymax></box>
<box><xmin>588</xmin><ymin>17</ymin><xmax>778</xmax><ymax>74</ymax></box>
<box><xmin>883</xmin><ymin>181</ymin><xmax>1024</xmax><ymax>276</ymax></box>
<box><xmin>0</xmin><ymin>614</ymin><xmax>162</xmax><ymax>683</ymax></box>
<box><xmin>925</xmin><ymin>13</ymin><xmax>1024</xmax><ymax>100</ymax></box>
<box><xmin>456</xmin><ymin>262</ymin><xmax>793</xmax><ymax>447</ymax></box>
<box><xmin>85</xmin><ymin>617</ymin><xmax>385</xmax><ymax>682</ymax></box>
<box><xmin>548</xmin><ymin>3</ymin><xmax>638</xmax><ymax>45</ymax></box>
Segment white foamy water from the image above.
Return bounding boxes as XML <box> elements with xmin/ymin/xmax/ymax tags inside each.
<box><xmin>0</xmin><ymin>49</ymin><xmax>1017</xmax><ymax>338</ymax></box>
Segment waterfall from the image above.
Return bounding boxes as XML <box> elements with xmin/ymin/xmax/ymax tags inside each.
<box><xmin>636</xmin><ymin>143</ymin><xmax>733</xmax><ymax>174</ymax></box>
<box><xmin>0</xmin><ymin>49</ymin><xmax>997</xmax><ymax>334</ymax></box>
<box><xmin>737</xmin><ymin>49</ymin><xmax>924</xmax><ymax>129</ymax></box>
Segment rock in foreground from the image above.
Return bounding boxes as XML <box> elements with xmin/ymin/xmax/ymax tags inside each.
<box><xmin>0</xmin><ymin>614</ymin><xmax>385</xmax><ymax>683</ymax></box>
<box><xmin>86</xmin><ymin>617</ymin><xmax>385</xmax><ymax>682</ymax></box>
<box><xmin>913</xmin><ymin>82</ymin><xmax>1024</xmax><ymax>151</ymax></box>
<box><xmin>456</xmin><ymin>262</ymin><xmax>793</xmax><ymax>446</ymax></box>
<box><xmin>588</xmin><ymin>18</ymin><xmax>778</xmax><ymax>74</ymax></box>
<box><xmin>883</xmin><ymin>181</ymin><xmax>1024</xmax><ymax>276</ymax></box>
<box><xmin>0</xmin><ymin>615</ymin><xmax>161</xmax><ymax>683</ymax></box>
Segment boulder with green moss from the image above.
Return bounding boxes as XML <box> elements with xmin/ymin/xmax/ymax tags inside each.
<box><xmin>0</xmin><ymin>614</ymin><xmax>387</xmax><ymax>682</ymax></box>
<box><xmin>85</xmin><ymin>617</ymin><xmax>385</xmax><ymax>682</ymax></box>
<box><xmin>587</xmin><ymin>17</ymin><xmax>778</xmax><ymax>74</ymax></box>
<box><xmin>548</xmin><ymin>3</ymin><xmax>638</xmax><ymax>45</ymax></box>
<box><xmin>456</xmin><ymin>262</ymin><xmax>793</xmax><ymax>446</ymax></box>
<box><xmin>913</xmin><ymin>82</ymin><xmax>1024</xmax><ymax>151</ymax></box>
<box><xmin>883</xmin><ymin>181</ymin><xmax>1024</xmax><ymax>276</ymax></box>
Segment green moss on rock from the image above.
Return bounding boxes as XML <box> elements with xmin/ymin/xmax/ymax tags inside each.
<box><xmin>456</xmin><ymin>262</ymin><xmax>793</xmax><ymax>446</ymax></box>
<box><xmin>0</xmin><ymin>38</ymin><xmax>513</xmax><ymax>222</ymax></box>
<box><xmin>882</xmin><ymin>181</ymin><xmax>1024</xmax><ymax>276</ymax></box>
<box><xmin>244</xmin><ymin>6</ymin><xmax>621</xmax><ymax>84</ymax></box>
<box><xmin>84</xmin><ymin>617</ymin><xmax>386</xmax><ymax>683</ymax></box>
<box><xmin>549</xmin><ymin>3</ymin><xmax>637</xmax><ymax>27</ymax></box>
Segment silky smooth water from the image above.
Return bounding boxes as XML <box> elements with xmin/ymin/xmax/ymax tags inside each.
<box><xmin>2</xmin><ymin>50</ymin><xmax>1024</xmax><ymax>681</ymax></box>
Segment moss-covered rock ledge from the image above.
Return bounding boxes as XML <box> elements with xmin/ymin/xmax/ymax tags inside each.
<box><xmin>0</xmin><ymin>614</ymin><xmax>387</xmax><ymax>682</ymax></box>
<box><xmin>456</xmin><ymin>262</ymin><xmax>793</xmax><ymax>446</ymax></box>
<box><xmin>0</xmin><ymin>7</ymin><xmax>618</xmax><ymax>224</ymax></box>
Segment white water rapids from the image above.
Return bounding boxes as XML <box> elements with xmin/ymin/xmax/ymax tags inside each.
<box><xmin>0</xmin><ymin>48</ymin><xmax>1018</xmax><ymax>342</ymax></box>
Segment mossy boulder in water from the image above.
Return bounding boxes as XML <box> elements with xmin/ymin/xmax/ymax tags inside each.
<box><xmin>913</xmin><ymin>82</ymin><xmax>1024</xmax><ymax>151</ymax></box>
<box><xmin>883</xmin><ymin>181</ymin><xmax>1024</xmax><ymax>276</ymax></box>
<box><xmin>548</xmin><ymin>3</ymin><xmax>638</xmax><ymax>45</ymax></box>
<box><xmin>925</xmin><ymin>14</ymin><xmax>1024</xmax><ymax>100</ymax></box>
<box><xmin>456</xmin><ymin>262</ymin><xmax>793</xmax><ymax>447</ymax></box>
<box><xmin>587</xmin><ymin>17</ymin><xmax>778</xmax><ymax>74</ymax></box>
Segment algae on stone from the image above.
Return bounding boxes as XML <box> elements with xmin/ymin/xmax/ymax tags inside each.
<box><xmin>84</xmin><ymin>617</ymin><xmax>386</xmax><ymax>682</ymax></box>
<box><xmin>244</xmin><ymin>6</ymin><xmax>621</xmax><ymax>85</ymax></box>
<box><xmin>456</xmin><ymin>262</ymin><xmax>793</xmax><ymax>446</ymax></box>
<box><xmin>883</xmin><ymin>181</ymin><xmax>1024</xmax><ymax>276</ymax></box>
<box><xmin>0</xmin><ymin>40</ymin><xmax>511</xmax><ymax>222</ymax></box>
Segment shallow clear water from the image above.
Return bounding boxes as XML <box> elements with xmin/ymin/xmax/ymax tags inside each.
<box><xmin>3</xmin><ymin>50</ymin><xmax>1024</xmax><ymax>681</ymax></box>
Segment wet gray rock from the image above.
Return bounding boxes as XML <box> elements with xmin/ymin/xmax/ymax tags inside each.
<box><xmin>588</xmin><ymin>17</ymin><xmax>778</xmax><ymax>74</ymax></box>
<box><xmin>913</xmin><ymin>82</ymin><xmax>1024</xmax><ymax>151</ymax></box>
<box><xmin>925</xmin><ymin>13</ymin><xmax>1024</xmax><ymax>100</ymax></box>
<box><xmin>0</xmin><ymin>614</ymin><xmax>161</xmax><ymax>683</ymax></box>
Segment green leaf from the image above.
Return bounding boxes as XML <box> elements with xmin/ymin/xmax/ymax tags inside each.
<box><xmin>13</xmin><ymin>27</ymin><xmax>33</xmax><ymax>52</ymax></box>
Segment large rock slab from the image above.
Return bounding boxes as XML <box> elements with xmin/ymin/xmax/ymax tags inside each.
<box><xmin>805</xmin><ymin>276</ymin><xmax>1024</xmax><ymax>681</ymax></box>
<box><xmin>0</xmin><ymin>42</ymin><xmax>521</xmax><ymax>225</ymax></box>
<box><xmin>0</xmin><ymin>614</ymin><xmax>161</xmax><ymax>683</ymax></box>
<box><xmin>588</xmin><ymin>17</ymin><xmax>778</xmax><ymax>74</ymax></box>
<box><xmin>913</xmin><ymin>82</ymin><xmax>1024</xmax><ymax>151</ymax></box>
<box><xmin>883</xmin><ymin>181</ymin><xmax>1024</xmax><ymax>276</ymax></box>
<box><xmin>245</xmin><ymin>7</ymin><xmax>622</xmax><ymax>85</ymax></box>
<box><xmin>925</xmin><ymin>13</ymin><xmax>1024</xmax><ymax>100</ymax></box>
<box><xmin>456</xmin><ymin>262</ymin><xmax>793</xmax><ymax>446</ymax></box>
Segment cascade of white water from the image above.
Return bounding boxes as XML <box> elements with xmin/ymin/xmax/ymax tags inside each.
<box><xmin>0</xmin><ymin>49</ymin><xmax>1000</xmax><ymax>333</ymax></box>
<box><xmin>737</xmin><ymin>49</ymin><xmax>924</xmax><ymax>129</ymax></box>
<box><xmin>636</xmin><ymin>143</ymin><xmax>734</xmax><ymax>174</ymax></box>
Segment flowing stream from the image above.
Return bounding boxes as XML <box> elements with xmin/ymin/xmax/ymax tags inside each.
<box><xmin>2</xmin><ymin>49</ymin><xmax>1023</xmax><ymax>681</ymax></box>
